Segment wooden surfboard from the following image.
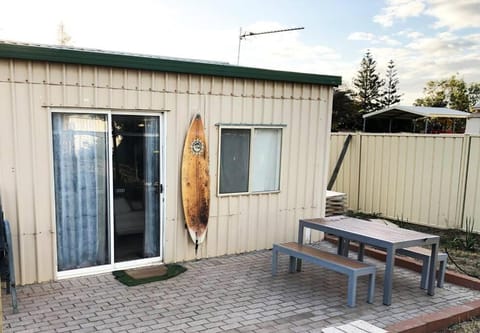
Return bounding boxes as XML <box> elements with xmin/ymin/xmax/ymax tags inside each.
<box><xmin>181</xmin><ymin>114</ymin><xmax>210</xmax><ymax>251</ymax></box>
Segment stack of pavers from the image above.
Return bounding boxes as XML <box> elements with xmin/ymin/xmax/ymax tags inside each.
<box><xmin>325</xmin><ymin>190</ymin><xmax>347</xmax><ymax>216</ymax></box>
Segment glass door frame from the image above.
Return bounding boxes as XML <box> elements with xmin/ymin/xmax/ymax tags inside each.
<box><xmin>50</xmin><ymin>108</ymin><xmax>166</xmax><ymax>280</ymax></box>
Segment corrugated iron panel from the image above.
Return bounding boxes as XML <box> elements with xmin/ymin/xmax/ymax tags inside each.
<box><xmin>358</xmin><ymin>134</ymin><xmax>464</xmax><ymax>228</ymax></box>
<box><xmin>329</xmin><ymin>133</ymin><xmax>468</xmax><ymax>230</ymax></box>
<box><xmin>463</xmin><ymin>136</ymin><xmax>480</xmax><ymax>233</ymax></box>
<box><xmin>0</xmin><ymin>59</ymin><xmax>333</xmax><ymax>284</ymax></box>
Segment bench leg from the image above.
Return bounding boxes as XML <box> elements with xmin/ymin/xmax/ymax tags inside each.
<box><xmin>272</xmin><ymin>246</ymin><xmax>278</xmax><ymax>276</ymax></box>
<box><xmin>347</xmin><ymin>275</ymin><xmax>357</xmax><ymax>307</ymax></box>
<box><xmin>420</xmin><ymin>256</ymin><xmax>447</xmax><ymax>289</ymax></box>
<box><xmin>438</xmin><ymin>258</ymin><xmax>446</xmax><ymax>288</ymax></box>
<box><xmin>367</xmin><ymin>272</ymin><xmax>375</xmax><ymax>304</ymax></box>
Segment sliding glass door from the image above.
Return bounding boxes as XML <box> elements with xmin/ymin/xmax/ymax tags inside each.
<box><xmin>52</xmin><ymin>113</ymin><xmax>109</xmax><ymax>271</ymax></box>
<box><xmin>52</xmin><ymin>111</ymin><xmax>163</xmax><ymax>274</ymax></box>
<box><xmin>112</xmin><ymin>115</ymin><xmax>160</xmax><ymax>262</ymax></box>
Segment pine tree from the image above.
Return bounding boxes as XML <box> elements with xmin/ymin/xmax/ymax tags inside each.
<box><xmin>382</xmin><ymin>60</ymin><xmax>402</xmax><ymax>108</ymax></box>
<box><xmin>353</xmin><ymin>50</ymin><xmax>384</xmax><ymax>113</ymax></box>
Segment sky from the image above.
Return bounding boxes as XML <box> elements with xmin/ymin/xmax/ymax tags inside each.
<box><xmin>1</xmin><ymin>0</ymin><xmax>479</xmax><ymax>104</ymax></box>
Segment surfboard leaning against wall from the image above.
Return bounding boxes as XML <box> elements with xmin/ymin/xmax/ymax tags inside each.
<box><xmin>181</xmin><ymin>114</ymin><xmax>210</xmax><ymax>253</ymax></box>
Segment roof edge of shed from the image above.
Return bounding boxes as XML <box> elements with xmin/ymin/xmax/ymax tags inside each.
<box><xmin>0</xmin><ymin>41</ymin><xmax>342</xmax><ymax>86</ymax></box>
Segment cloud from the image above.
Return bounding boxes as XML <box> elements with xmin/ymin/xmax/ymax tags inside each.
<box><xmin>374</xmin><ymin>0</ymin><xmax>426</xmax><ymax>27</ymax></box>
<box><xmin>426</xmin><ymin>0</ymin><xmax>480</xmax><ymax>30</ymax></box>
<box><xmin>348</xmin><ymin>32</ymin><xmax>401</xmax><ymax>46</ymax></box>
<box><xmin>357</xmin><ymin>31</ymin><xmax>480</xmax><ymax>103</ymax></box>
<box><xmin>348</xmin><ymin>32</ymin><xmax>375</xmax><ymax>41</ymax></box>
<box><xmin>368</xmin><ymin>1</ymin><xmax>480</xmax><ymax>103</ymax></box>
<box><xmin>406</xmin><ymin>32</ymin><xmax>477</xmax><ymax>55</ymax></box>
<box><xmin>374</xmin><ymin>0</ymin><xmax>480</xmax><ymax>30</ymax></box>
<box><xmin>397</xmin><ymin>30</ymin><xmax>424</xmax><ymax>39</ymax></box>
<box><xmin>378</xmin><ymin>36</ymin><xmax>402</xmax><ymax>46</ymax></box>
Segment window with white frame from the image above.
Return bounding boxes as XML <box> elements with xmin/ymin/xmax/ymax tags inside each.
<box><xmin>219</xmin><ymin>126</ymin><xmax>282</xmax><ymax>195</ymax></box>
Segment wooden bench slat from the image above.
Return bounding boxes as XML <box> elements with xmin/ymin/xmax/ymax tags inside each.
<box><xmin>396</xmin><ymin>246</ymin><xmax>447</xmax><ymax>289</ymax></box>
<box><xmin>272</xmin><ymin>242</ymin><xmax>376</xmax><ymax>307</ymax></box>
<box><xmin>280</xmin><ymin>242</ymin><xmax>370</xmax><ymax>269</ymax></box>
<box><xmin>398</xmin><ymin>246</ymin><xmax>438</xmax><ymax>256</ymax></box>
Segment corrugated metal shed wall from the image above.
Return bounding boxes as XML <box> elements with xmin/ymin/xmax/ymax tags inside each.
<box><xmin>0</xmin><ymin>59</ymin><xmax>332</xmax><ymax>284</ymax></box>
<box><xmin>330</xmin><ymin>133</ymin><xmax>480</xmax><ymax>232</ymax></box>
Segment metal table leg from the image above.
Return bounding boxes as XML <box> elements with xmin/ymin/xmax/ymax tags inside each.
<box><xmin>427</xmin><ymin>241</ymin><xmax>438</xmax><ymax>296</ymax></box>
<box><xmin>383</xmin><ymin>247</ymin><xmax>395</xmax><ymax>306</ymax></box>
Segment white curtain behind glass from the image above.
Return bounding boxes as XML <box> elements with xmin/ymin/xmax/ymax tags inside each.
<box><xmin>52</xmin><ymin>113</ymin><xmax>108</xmax><ymax>271</ymax></box>
<box><xmin>251</xmin><ymin>129</ymin><xmax>281</xmax><ymax>192</ymax></box>
<box><xmin>143</xmin><ymin>117</ymin><xmax>160</xmax><ymax>257</ymax></box>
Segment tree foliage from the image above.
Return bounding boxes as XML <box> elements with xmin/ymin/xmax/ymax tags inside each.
<box><xmin>353</xmin><ymin>50</ymin><xmax>385</xmax><ymax>113</ymax></box>
<box><xmin>331</xmin><ymin>89</ymin><xmax>362</xmax><ymax>132</ymax></box>
<box><xmin>468</xmin><ymin>83</ymin><xmax>480</xmax><ymax>109</ymax></box>
<box><xmin>382</xmin><ymin>60</ymin><xmax>401</xmax><ymax>108</ymax></box>
<box><xmin>414</xmin><ymin>76</ymin><xmax>480</xmax><ymax>112</ymax></box>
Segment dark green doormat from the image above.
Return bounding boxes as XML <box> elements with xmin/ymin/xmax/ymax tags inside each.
<box><xmin>113</xmin><ymin>264</ymin><xmax>187</xmax><ymax>286</ymax></box>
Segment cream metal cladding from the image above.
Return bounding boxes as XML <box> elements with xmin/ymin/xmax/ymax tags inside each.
<box><xmin>0</xmin><ymin>43</ymin><xmax>339</xmax><ymax>284</ymax></box>
<box><xmin>330</xmin><ymin>133</ymin><xmax>480</xmax><ymax>232</ymax></box>
<box><xmin>463</xmin><ymin>136</ymin><xmax>480</xmax><ymax>233</ymax></box>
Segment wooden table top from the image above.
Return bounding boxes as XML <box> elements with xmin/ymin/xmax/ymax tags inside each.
<box><xmin>300</xmin><ymin>216</ymin><xmax>439</xmax><ymax>246</ymax></box>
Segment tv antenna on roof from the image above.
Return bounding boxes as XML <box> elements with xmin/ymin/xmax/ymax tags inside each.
<box><xmin>237</xmin><ymin>26</ymin><xmax>304</xmax><ymax>65</ymax></box>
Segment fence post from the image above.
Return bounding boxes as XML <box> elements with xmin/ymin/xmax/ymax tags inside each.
<box><xmin>355</xmin><ymin>132</ymin><xmax>363</xmax><ymax>212</ymax></box>
<box><xmin>456</xmin><ymin>134</ymin><xmax>472</xmax><ymax>229</ymax></box>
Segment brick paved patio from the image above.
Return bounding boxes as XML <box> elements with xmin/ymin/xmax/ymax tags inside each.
<box><xmin>3</xmin><ymin>241</ymin><xmax>480</xmax><ymax>332</ymax></box>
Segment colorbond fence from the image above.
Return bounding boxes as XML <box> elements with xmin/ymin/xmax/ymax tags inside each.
<box><xmin>329</xmin><ymin>133</ymin><xmax>480</xmax><ymax>232</ymax></box>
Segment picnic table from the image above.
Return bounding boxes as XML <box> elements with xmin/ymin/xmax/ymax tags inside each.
<box><xmin>297</xmin><ymin>216</ymin><xmax>440</xmax><ymax>305</ymax></box>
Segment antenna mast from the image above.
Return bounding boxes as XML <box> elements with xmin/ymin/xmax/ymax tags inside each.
<box><xmin>237</xmin><ymin>26</ymin><xmax>304</xmax><ymax>65</ymax></box>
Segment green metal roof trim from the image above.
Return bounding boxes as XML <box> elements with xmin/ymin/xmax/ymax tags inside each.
<box><xmin>0</xmin><ymin>42</ymin><xmax>341</xmax><ymax>86</ymax></box>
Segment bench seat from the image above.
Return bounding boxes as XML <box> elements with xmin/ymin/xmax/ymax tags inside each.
<box><xmin>272</xmin><ymin>242</ymin><xmax>376</xmax><ymax>307</ymax></box>
<box><xmin>396</xmin><ymin>246</ymin><xmax>447</xmax><ymax>289</ymax></box>
<box><xmin>342</xmin><ymin>239</ymin><xmax>447</xmax><ymax>289</ymax></box>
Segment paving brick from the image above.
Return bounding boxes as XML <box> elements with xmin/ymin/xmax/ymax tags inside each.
<box><xmin>166</xmin><ymin>323</ymin><xmax>190</xmax><ymax>331</ymax></box>
<box><xmin>71</xmin><ymin>327</ymin><xmax>97</xmax><ymax>333</ymax></box>
<box><xmin>221</xmin><ymin>322</ymin><xmax>243</xmax><ymax>330</ymax></box>
<box><xmin>203</xmin><ymin>328</ymin><xmax>223</xmax><ymax>333</ymax></box>
<box><xmin>3</xmin><ymin>243</ymin><xmax>480</xmax><ymax>333</ymax></box>
<box><xmin>56</xmin><ymin>324</ymin><xmax>82</xmax><ymax>332</ymax></box>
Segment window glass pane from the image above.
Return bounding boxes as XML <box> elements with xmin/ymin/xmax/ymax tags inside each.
<box><xmin>52</xmin><ymin>113</ymin><xmax>109</xmax><ymax>271</ymax></box>
<box><xmin>112</xmin><ymin>115</ymin><xmax>160</xmax><ymax>262</ymax></box>
<box><xmin>219</xmin><ymin>129</ymin><xmax>250</xmax><ymax>193</ymax></box>
<box><xmin>251</xmin><ymin>129</ymin><xmax>282</xmax><ymax>192</ymax></box>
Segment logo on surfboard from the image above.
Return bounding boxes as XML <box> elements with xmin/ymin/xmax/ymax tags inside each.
<box><xmin>191</xmin><ymin>138</ymin><xmax>204</xmax><ymax>155</ymax></box>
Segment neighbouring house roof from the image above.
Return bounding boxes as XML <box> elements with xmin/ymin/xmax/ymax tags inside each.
<box><xmin>0</xmin><ymin>40</ymin><xmax>341</xmax><ymax>86</ymax></box>
<box><xmin>362</xmin><ymin>105</ymin><xmax>472</xmax><ymax>120</ymax></box>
